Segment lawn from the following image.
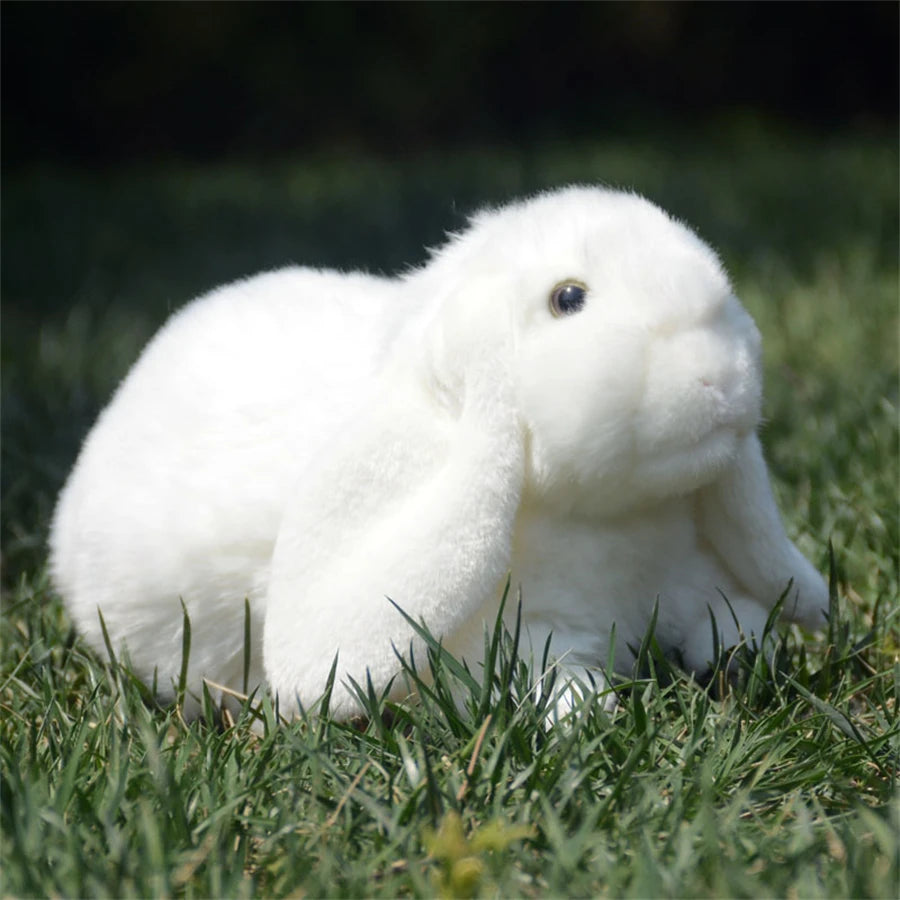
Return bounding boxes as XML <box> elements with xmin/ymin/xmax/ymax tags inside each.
<box><xmin>2</xmin><ymin>121</ymin><xmax>898</xmax><ymax>897</ymax></box>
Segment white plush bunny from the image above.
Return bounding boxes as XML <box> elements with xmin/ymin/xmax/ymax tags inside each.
<box><xmin>50</xmin><ymin>186</ymin><xmax>828</xmax><ymax>719</ymax></box>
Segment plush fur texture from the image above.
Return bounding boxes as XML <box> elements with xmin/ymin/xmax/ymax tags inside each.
<box><xmin>50</xmin><ymin>186</ymin><xmax>828</xmax><ymax>719</ymax></box>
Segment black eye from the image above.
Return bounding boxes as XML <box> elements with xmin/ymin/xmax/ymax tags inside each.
<box><xmin>549</xmin><ymin>281</ymin><xmax>588</xmax><ymax>317</ymax></box>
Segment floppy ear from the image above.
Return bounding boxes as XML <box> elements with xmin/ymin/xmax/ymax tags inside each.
<box><xmin>697</xmin><ymin>433</ymin><xmax>828</xmax><ymax>628</ymax></box>
<box><xmin>263</xmin><ymin>287</ymin><xmax>525</xmax><ymax>718</ymax></box>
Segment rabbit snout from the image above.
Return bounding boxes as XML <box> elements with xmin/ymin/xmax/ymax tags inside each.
<box><xmin>615</xmin><ymin>305</ymin><xmax>763</xmax><ymax>504</ymax></box>
<box><xmin>638</xmin><ymin>307</ymin><xmax>762</xmax><ymax>445</ymax></box>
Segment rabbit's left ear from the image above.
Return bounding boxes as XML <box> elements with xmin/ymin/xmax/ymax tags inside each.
<box><xmin>263</xmin><ymin>284</ymin><xmax>525</xmax><ymax>719</ymax></box>
<box><xmin>697</xmin><ymin>433</ymin><xmax>828</xmax><ymax>627</ymax></box>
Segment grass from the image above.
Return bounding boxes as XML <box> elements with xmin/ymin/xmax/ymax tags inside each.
<box><xmin>2</xmin><ymin>120</ymin><xmax>898</xmax><ymax>896</ymax></box>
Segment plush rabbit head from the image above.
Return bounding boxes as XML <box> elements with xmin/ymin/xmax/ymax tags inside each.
<box><xmin>412</xmin><ymin>187</ymin><xmax>763</xmax><ymax>516</ymax></box>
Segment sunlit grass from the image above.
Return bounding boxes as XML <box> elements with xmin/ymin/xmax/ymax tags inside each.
<box><xmin>2</xmin><ymin>578</ymin><xmax>897</xmax><ymax>897</ymax></box>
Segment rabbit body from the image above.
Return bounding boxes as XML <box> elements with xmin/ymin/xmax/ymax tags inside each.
<box><xmin>50</xmin><ymin>186</ymin><xmax>828</xmax><ymax>718</ymax></box>
<box><xmin>51</xmin><ymin>268</ymin><xmax>417</xmax><ymax>706</ymax></box>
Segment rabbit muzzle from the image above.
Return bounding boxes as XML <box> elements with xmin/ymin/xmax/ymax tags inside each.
<box><xmin>630</xmin><ymin>297</ymin><xmax>763</xmax><ymax>500</ymax></box>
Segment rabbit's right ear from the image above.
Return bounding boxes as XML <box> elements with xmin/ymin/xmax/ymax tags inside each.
<box><xmin>697</xmin><ymin>433</ymin><xmax>828</xmax><ymax>628</ymax></box>
<box><xmin>263</xmin><ymin>279</ymin><xmax>525</xmax><ymax>719</ymax></box>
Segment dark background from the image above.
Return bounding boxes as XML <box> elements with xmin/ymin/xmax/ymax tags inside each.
<box><xmin>2</xmin><ymin>1</ymin><xmax>896</xmax><ymax>169</ymax></box>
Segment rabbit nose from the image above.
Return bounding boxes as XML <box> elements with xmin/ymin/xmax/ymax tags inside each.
<box><xmin>639</xmin><ymin>323</ymin><xmax>762</xmax><ymax>445</ymax></box>
<box><xmin>697</xmin><ymin>331</ymin><xmax>760</xmax><ymax>397</ymax></box>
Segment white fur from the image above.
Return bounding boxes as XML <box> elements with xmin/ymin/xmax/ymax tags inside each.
<box><xmin>49</xmin><ymin>186</ymin><xmax>828</xmax><ymax>719</ymax></box>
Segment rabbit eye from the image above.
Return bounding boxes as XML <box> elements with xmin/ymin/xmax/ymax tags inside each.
<box><xmin>549</xmin><ymin>281</ymin><xmax>587</xmax><ymax>317</ymax></box>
